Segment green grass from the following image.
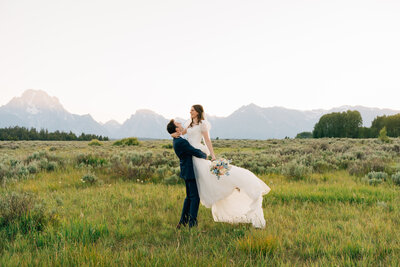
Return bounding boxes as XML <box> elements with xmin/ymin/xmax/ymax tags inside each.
<box><xmin>0</xmin><ymin>140</ymin><xmax>399</xmax><ymax>266</ymax></box>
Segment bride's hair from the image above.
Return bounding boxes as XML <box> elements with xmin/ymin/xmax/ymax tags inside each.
<box><xmin>190</xmin><ymin>104</ymin><xmax>204</xmax><ymax>128</ymax></box>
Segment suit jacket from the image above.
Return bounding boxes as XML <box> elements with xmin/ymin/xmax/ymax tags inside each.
<box><xmin>173</xmin><ymin>137</ymin><xmax>207</xmax><ymax>180</ymax></box>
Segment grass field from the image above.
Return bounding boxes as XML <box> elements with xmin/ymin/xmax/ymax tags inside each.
<box><xmin>0</xmin><ymin>139</ymin><xmax>399</xmax><ymax>266</ymax></box>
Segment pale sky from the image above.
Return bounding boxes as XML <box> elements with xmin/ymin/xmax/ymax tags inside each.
<box><xmin>1</xmin><ymin>0</ymin><xmax>399</xmax><ymax>123</ymax></box>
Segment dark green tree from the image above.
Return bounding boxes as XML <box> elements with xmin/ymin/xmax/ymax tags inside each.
<box><xmin>313</xmin><ymin>110</ymin><xmax>362</xmax><ymax>138</ymax></box>
<box><xmin>0</xmin><ymin>126</ymin><xmax>108</xmax><ymax>141</ymax></box>
<box><xmin>371</xmin><ymin>114</ymin><xmax>400</xmax><ymax>138</ymax></box>
<box><xmin>295</xmin><ymin>132</ymin><xmax>313</xmax><ymax>139</ymax></box>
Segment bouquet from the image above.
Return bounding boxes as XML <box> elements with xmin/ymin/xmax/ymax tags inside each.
<box><xmin>210</xmin><ymin>158</ymin><xmax>232</xmax><ymax>179</ymax></box>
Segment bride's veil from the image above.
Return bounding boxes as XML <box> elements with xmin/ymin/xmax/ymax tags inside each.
<box><xmin>201</xmin><ymin>114</ymin><xmax>211</xmax><ymax>132</ymax></box>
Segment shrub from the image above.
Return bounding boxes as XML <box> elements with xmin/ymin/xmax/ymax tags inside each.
<box><xmin>282</xmin><ymin>161</ymin><xmax>312</xmax><ymax>180</ymax></box>
<box><xmin>361</xmin><ymin>177</ymin><xmax>383</xmax><ymax>186</ymax></box>
<box><xmin>170</xmin><ymin>167</ymin><xmax>180</xmax><ymax>176</ymax></box>
<box><xmin>362</xmin><ymin>171</ymin><xmax>388</xmax><ymax>186</ymax></box>
<box><xmin>126</xmin><ymin>164</ymin><xmax>155</xmax><ymax>180</ymax></box>
<box><xmin>76</xmin><ymin>154</ymin><xmax>108</xmax><ymax>167</ymax></box>
<box><xmin>348</xmin><ymin>157</ymin><xmax>388</xmax><ymax>176</ymax></box>
<box><xmin>0</xmin><ymin>156</ymin><xmax>31</xmax><ymax>183</ymax></box>
<box><xmin>81</xmin><ymin>173</ymin><xmax>99</xmax><ymax>185</ymax></box>
<box><xmin>17</xmin><ymin>164</ymin><xmax>29</xmax><ymax>177</ymax></box>
<box><xmin>156</xmin><ymin>166</ymin><xmax>168</xmax><ymax>179</ymax></box>
<box><xmin>0</xmin><ymin>192</ymin><xmax>48</xmax><ymax>234</ymax></box>
<box><xmin>124</xmin><ymin>137</ymin><xmax>139</xmax><ymax>146</ymax></box>
<box><xmin>0</xmin><ymin>162</ymin><xmax>8</xmax><ymax>183</ymax></box>
<box><xmin>112</xmin><ymin>140</ymin><xmax>123</xmax><ymax>146</ymax></box>
<box><xmin>126</xmin><ymin>151</ymin><xmax>153</xmax><ymax>165</ymax></box>
<box><xmin>88</xmin><ymin>139</ymin><xmax>102</xmax><ymax>146</ymax></box>
<box><xmin>0</xmin><ymin>159</ymin><xmax>29</xmax><ymax>184</ymax></box>
<box><xmin>39</xmin><ymin>158</ymin><xmax>49</xmax><ymax>170</ymax></box>
<box><xmin>0</xmin><ymin>192</ymin><xmax>34</xmax><ymax>225</ymax></box>
<box><xmin>113</xmin><ymin>137</ymin><xmax>139</xmax><ymax>146</ymax></box>
<box><xmin>312</xmin><ymin>159</ymin><xmax>337</xmax><ymax>173</ymax></box>
<box><xmin>163</xmin><ymin>175</ymin><xmax>182</xmax><ymax>185</ymax></box>
<box><xmin>162</xmin><ymin>143</ymin><xmax>173</xmax><ymax>149</ymax></box>
<box><xmin>46</xmin><ymin>161</ymin><xmax>58</xmax><ymax>171</ymax></box>
<box><xmin>26</xmin><ymin>151</ymin><xmax>48</xmax><ymax>163</ymax></box>
<box><xmin>27</xmin><ymin>162</ymin><xmax>39</xmax><ymax>174</ymax></box>
<box><xmin>391</xmin><ymin>172</ymin><xmax>400</xmax><ymax>186</ymax></box>
<box><xmin>365</xmin><ymin>171</ymin><xmax>388</xmax><ymax>180</ymax></box>
<box><xmin>25</xmin><ymin>151</ymin><xmax>64</xmax><ymax>169</ymax></box>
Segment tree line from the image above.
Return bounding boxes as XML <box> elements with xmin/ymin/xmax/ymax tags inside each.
<box><xmin>0</xmin><ymin>126</ymin><xmax>109</xmax><ymax>141</ymax></box>
<box><xmin>296</xmin><ymin>111</ymin><xmax>400</xmax><ymax>139</ymax></box>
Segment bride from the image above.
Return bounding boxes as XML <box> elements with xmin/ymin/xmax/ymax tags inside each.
<box><xmin>172</xmin><ymin>104</ymin><xmax>271</xmax><ymax>228</ymax></box>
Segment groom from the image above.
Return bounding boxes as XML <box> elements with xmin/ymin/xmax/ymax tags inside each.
<box><xmin>167</xmin><ymin>119</ymin><xmax>207</xmax><ymax>229</ymax></box>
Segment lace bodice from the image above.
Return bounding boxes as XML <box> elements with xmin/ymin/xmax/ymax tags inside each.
<box><xmin>187</xmin><ymin>125</ymin><xmax>203</xmax><ymax>145</ymax></box>
<box><xmin>185</xmin><ymin>120</ymin><xmax>211</xmax><ymax>154</ymax></box>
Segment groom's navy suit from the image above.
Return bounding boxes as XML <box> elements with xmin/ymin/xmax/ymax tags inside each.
<box><xmin>173</xmin><ymin>137</ymin><xmax>207</xmax><ymax>227</ymax></box>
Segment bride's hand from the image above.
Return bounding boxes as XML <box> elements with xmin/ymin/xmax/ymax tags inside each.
<box><xmin>170</xmin><ymin>132</ymin><xmax>180</xmax><ymax>138</ymax></box>
<box><xmin>211</xmin><ymin>155</ymin><xmax>216</xmax><ymax>161</ymax></box>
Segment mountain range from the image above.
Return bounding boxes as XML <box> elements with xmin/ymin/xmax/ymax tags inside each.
<box><xmin>1</xmin><ymin>89</ymin><xmax>399</xmax><ymax>139</ymax></box>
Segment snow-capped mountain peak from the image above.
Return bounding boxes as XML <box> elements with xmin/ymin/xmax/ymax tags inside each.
<box><xmin>7</xmin><ymin>89</ymin><xmax>65</xmax><ymax>112</ymax></box>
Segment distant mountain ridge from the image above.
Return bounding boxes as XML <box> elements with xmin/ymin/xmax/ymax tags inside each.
<box><xmin>0</xmin><ymin>90</ymin><xmax>108</xmax><ymax>136</ymax></box>
<box><xmin>1</xmin><ymin>90</ymin><xmax>399</xmax><ymax>139</ymax></box>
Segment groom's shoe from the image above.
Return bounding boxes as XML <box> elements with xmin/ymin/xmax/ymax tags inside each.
<box><xmin>176</xmin><ymin>223</ymin><xmax>184</xmax><ymax>229</ymax></box>
<box><xmin>188</xmin><ymin>221</ymin><xmax>198</xmax><ymax>229</ymax></box>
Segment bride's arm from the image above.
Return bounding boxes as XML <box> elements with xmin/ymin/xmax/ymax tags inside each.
<box><xmin>202</xmin><ymin>131</ymin><xmax>216</xmax><ymax>161</ymax></box>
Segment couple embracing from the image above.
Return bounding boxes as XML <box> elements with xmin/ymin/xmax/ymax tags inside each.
<box><xmin>167</xmin><ymin>105</ymin><xmax>271</xmax><ymax>229</ymax></box>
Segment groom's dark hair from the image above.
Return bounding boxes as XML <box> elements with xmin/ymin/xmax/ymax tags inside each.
<box><xmin>167</xmin><ymin>119</ymin><xmax>177</xmax><ymax>134</ymax></box>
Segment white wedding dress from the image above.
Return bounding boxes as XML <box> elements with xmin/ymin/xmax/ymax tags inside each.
<box><xmin>185</xmin><ymin>120</ymin><xmax>271</xmax><ymax>228</ymax></box>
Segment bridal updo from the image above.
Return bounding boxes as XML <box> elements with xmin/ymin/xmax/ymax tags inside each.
<box><xmin>190</xmin><ymin>104</ymin><xmax>205</xmax><ymax>128</ymax></box>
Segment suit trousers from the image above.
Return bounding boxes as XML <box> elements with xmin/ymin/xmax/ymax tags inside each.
<box><xmin>179</xmin><ymin>179</ymin><xmax>200</xmax><ymax>227</ymax></box>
